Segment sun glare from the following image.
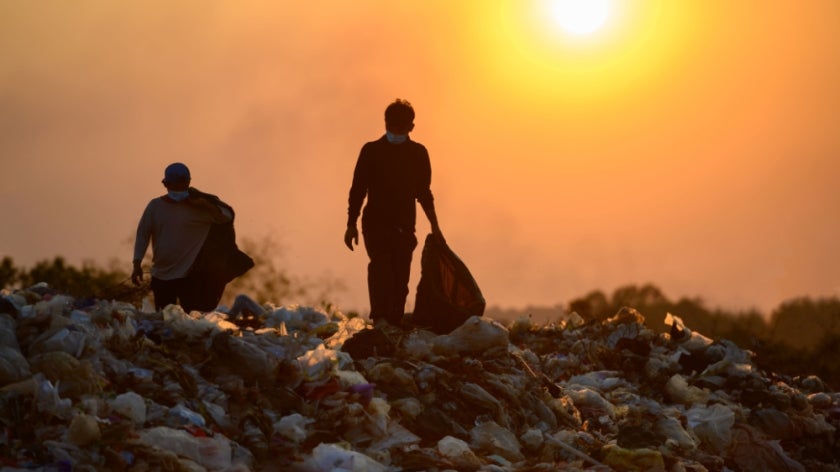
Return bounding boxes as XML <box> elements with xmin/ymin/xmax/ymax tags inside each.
<box><xmin>468</xmin><ymin>1</ymin><xmax>693</xmax><ymax>109</ymax></box>
<box><xmin>551</xmin><ymin>0</ymin><xmax>612</xmax><ymax>36</ymax></box>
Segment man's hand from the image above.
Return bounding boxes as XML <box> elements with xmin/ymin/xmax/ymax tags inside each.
<box><xmin>344</xmin><ymin>225</ymin><xmax>359</xmax><ymax>251</ymax></box>
<box><xmin>131</xmin><ymin>262</ymin><xmax>144</xmax><ymax>286</ymax></box>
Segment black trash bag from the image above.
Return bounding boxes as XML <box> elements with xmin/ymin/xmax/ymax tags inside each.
<box><xmin>411</xmin><ymin>234</ymin><xmax>485</xmax><ymax>334</ymax></box>
<box><xmin>189</xmin><ymin>188</ymin><xmax>255</xmax><ymax>285</ymax></box>
<box><xmin>195</xmin><ymin>221</ymin><xmax>254</xmax><ymax>284</ymax></box>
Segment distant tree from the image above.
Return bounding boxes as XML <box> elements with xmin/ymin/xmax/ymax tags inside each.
<box><xmin>568</xmin><ymin>289</ymin><xmax>610</xmax><ymax>322</ymax></box>
<box><xmin>0</xmin><ymin>257</ymin><xmax>20</xmax><ymax>290</ymax></box>
<box><xmin>716</xmin><ymin>309</ymin><xmax>767</xmax><ymax>349</ymax></box>
<box><xmin>610</xmin><ymin>283</ymin><xmax>670</xmax><ymax>323</ymax></box>
<box><xmin>768</xmin><ymin>296</ymin><xmax>840</xmax><ymax>349</ymax></box>
<box><xmin>19</xmin><ymin>256</ymin><xmax>130</xmax><ymax>301</ymax></box>
<box><xmin>611</xmin><ymin>283</ymin><xmax>668</xmax><ymax>309</ymax></box>
<box><xmin>569</xmin><ymin>284</ymin><xmax>677</xmax><ymax>325</ymax></box>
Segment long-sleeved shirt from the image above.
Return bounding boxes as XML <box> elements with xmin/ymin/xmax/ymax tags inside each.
<box><xmin>347</xmin><ymin>135</ymin><xmax>436</xmax><ymax>231</ymax></box>
<box><xmin>133</xmin><ymin>191</ymin><xmax>232</xmax><ymax>280</ymax></box>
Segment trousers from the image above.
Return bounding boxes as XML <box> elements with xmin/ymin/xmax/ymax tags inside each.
<box><xmin>362</xmin><ymin>224</ymin><xmax>417</xmax><ymax>324</ymax></box>
<box><xmin>151</xmin><ymin>274</ymin><xmax>225</xmax><ymax>313</ymax></box>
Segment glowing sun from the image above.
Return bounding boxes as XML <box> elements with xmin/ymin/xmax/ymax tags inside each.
<box><xmin>550</xmin><ymin>0</ymin><xmax>612</xmax><ymax>36</ymax></box>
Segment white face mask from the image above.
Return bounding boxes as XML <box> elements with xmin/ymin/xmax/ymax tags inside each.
<box><xmin>386</xmin><ymin>131</ymin><xmax>408</xmax><ymax>144</ymax></box>
<box><xmin>168</xmin><ymin>190</ymin><xmax>190</xmax><ymax>201</ymax></box>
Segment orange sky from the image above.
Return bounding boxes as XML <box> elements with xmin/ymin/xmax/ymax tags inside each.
<box><xmin>2</xmin><ymin>1</ymin><xmax>839</xmax><ymax>317</ymax></box>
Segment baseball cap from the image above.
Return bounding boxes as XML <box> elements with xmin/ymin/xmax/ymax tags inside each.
<box><xmin>163</xmin><ymin>162</ymin><xmax>191</xmax><ymax>184</ymax></box>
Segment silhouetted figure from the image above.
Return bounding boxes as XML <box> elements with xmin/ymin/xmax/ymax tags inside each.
<box><xmin>344</xmin><ymin>99</ymin><xmax>443</xmax><ymax>327</ymax></box>
<box><xmin>132</xmin><ymin>162</ymin><xmax>252</xmax><ymax>312</ymax></box>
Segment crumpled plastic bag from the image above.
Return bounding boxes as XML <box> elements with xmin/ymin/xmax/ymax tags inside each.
<box><xmin>134</xmin><ymin>426</ymin><xmax>232</xmax><ymax>470</ymax></box>
<box><xmin>274</xmin><ymin>413</ymin><xmax>315</xmax><ymax>443</ymax></box>
<box><xmin>431</xmin><ymin>316</ymin><xmax>509</xmax><ymax>356</ymax></box>
<box><xmin>469</xmin><ymin>419</ymin><xmax>524</xmax><ymax>462</ymax></box>
<box><xmin>34</xmin><ymin>373</ymin><xmax>73</xmax><ymax>420</ymax></box>
<box><xmin>298</xmin><ymin>344</ymin><xmax>346</xmax><ymax>381</ymax></box>
<box><xmin>308</xmin><ymin>442</ymin><xmax>387</xmax><ymax>472</ymax></box>
<box><xmin>438</xmin><ymin>435</ymin><xmax>482</xmax><ymax>471</ymax></box>
<box><xmin>0</xmin><ymin>345</ymin><xmax>31</xmax><ymax>384</ymax></box>
<box><xmin>686</xmin><ymin>403</ymin><xmax>735</xmax><ymax>453</ymax></box>
<box><xmin>109</xmin><ymin>391</ymin><xmax>147</xmax><ymax>425</ymax></box>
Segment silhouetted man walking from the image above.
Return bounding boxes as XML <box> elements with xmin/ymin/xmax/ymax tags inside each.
<box><xmin>344</xmin><ymin>99</ymin><xmax>443</xmax><ymax>327</ymax></box>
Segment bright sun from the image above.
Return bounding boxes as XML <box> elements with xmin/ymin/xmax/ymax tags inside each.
<box><xmin>550</xmin><ymin>0</ymin><xmax>612</xmax><ymax>36</ymax></box>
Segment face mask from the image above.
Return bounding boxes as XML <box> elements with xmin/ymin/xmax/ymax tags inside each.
<box><xmin>386</xmin><ymin>131</ymin><xmax>408</xmax><ymax>144</ymax></box>
<box><xmin>168</xmin><ymin>190</ymin><xmax>190</xmax><ymax>201</ymax></box>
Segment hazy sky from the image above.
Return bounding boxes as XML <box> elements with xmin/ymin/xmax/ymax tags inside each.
<box><xmin>2</xmin><ymin>1</ymin><xmax>839</xmax><ymax>317</ymax></box>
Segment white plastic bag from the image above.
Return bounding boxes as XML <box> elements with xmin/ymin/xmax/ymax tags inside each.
<box><xmin>686</xmin><ymin>403</ymin><xmax>734</xmax><ymax>453</ymax></box>
<box><xmin>309</xmin><ymin>442</ymin><xmax>386</xmax><ymax>472</ymax></box>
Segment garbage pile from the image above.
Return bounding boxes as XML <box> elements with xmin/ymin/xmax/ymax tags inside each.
<box><xmin>1</xmin><ymin>284</ymin><xmax>838</xmax><ymax>471</ymax></box>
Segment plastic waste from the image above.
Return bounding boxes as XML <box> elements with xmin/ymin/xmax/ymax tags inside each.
<box><xmin>460</xmin><ymin>382</ymin><xmax>507</xmax><ymax>425</ymax></box>
<box><xmin>664</xmin><ymin>374</ymin><xmax>710</xmax><ymax>406</ymax></box>
<box><xmin>0</xmin><ymin>345</ymin><xmax>31</xmax><ymax>384</ymax></box>
<box><xmin>431</xmin><ymin>316</ymin><xmax>509</xmax><ymax>356</ymax></box>
<box><xmin>29</xmin><ymin>325</ymin><xmax>88</xmax><ymax>358</ymax></box>
<box><xmin>567</xmin><ymin>371</ymin><xmax>624</xmax><ymax>392</ymax></box>
<box><xmin>519</xmin><ymin>428</ymin><xmax>544</xmax><ymax>452</ymax></box>
<box><xmin>664</xmin><ymin>312</ymin><xmax>713</xmax><ymax>352</ymax></box>
<box><xmin>65</xmin><ymin>413</ymin><xmax>101</xmax><ymax>446</ymax></box>
<box><xmin>727</xmin><ymin>424</ymin><xmax>806</xmax><ymax>472</ymax></box>
<box><xmin>685</xmin><ymin>403</ymin><xmax>735</xmax><ymax>453</ymax></box>
<box><xmin>0</xmin><ymin>313</ymin><xmax>19</xmax><ymax>347</ymax></box>
<box><xmin>309</xmin><ymin>442</ymin><xmax>387</xmax><ymax>472</ymax></box>
<box><xmin>135</xmin><ymin>426</ymin><xmax>232</xmax><ymax>470</ymax></box>
<box><xmin>655</xmin><ymin>416</ymin><xmax>697</xmax><ymax>450</ymax></box>
<box><xmin>28</xmin><ymin>351</ymin><xmax>104</xmax><ymax>398</ymax></box>
<box><xmin>297</xmin><ymin>344</ymin><xmax>342</xmax><ymax>381</ymax></box>
<box><xmin>565</xmin><ymin>386</ymin><xmax>616</xmax><ymax>419</ymax></box>
<box><xmin>391</xmin><ymin>397</ymin><xmax>423</xmax><ymax>419</ymax></box>
<box><xmin>438</xmin><ymin>435</ymin><xmax>482</xmax><ymax>471</ymax></box>
<box><xmin>34</xmin><ymin>373</ymin><xmax>73</xmax><ymax>420</ymax></box>
<box><xmin>0</xmin><ymin>285</ymin><xmax>837</xmax><ymax>471</ymax></box>
<box><xmin>601</xmin><ymin>444</ymin><xmax>665</xmax><ymax>472</ymax></box>
<box><xmin>168</xmin><ymin>403</ymin><xmax>206</xmax><ymax>428</ymax></box>
<box><xmin>274</xmin><ymin>413</ymin><xmax>314</xmax><ymax>443</ymax></box>
<box><xmin>808</xmin><ymin>392</ymin><xmax>833</xmax><ymax>409</ymax></box>
<box><xmin>110</xmin><ymin>391</ymin><xmax>147</xmax><ymax>424</ymax></box>
<box><xmin>469</xmin><ymin>420</ymin><xmax>524</xmax><ymax>462</ymax></box>
<box><xmin>369</xmin><ymin>421</ymin><xmax>421</xmax><ymax>451</ymax></box>
<box><xmin>34</xmin><ymin>295</ymin><xmax>73</xmax><ymax>317</ymax></box>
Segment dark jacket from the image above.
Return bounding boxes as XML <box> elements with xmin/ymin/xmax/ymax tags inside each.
<box><xmin>347</xmin><ymin>135</ymin><xmax>435</xmax><ymax>231</ymax></box>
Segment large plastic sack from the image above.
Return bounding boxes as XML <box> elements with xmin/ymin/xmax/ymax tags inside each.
<box><xmin>188</xmin><ymin>188</ymin><xmax>254</xmax><ymax>285</ymax></box>
<box><xmin>412</xmin><ymin>234</ymin><xmax>485</xmax><ymax>334</ymax></box>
